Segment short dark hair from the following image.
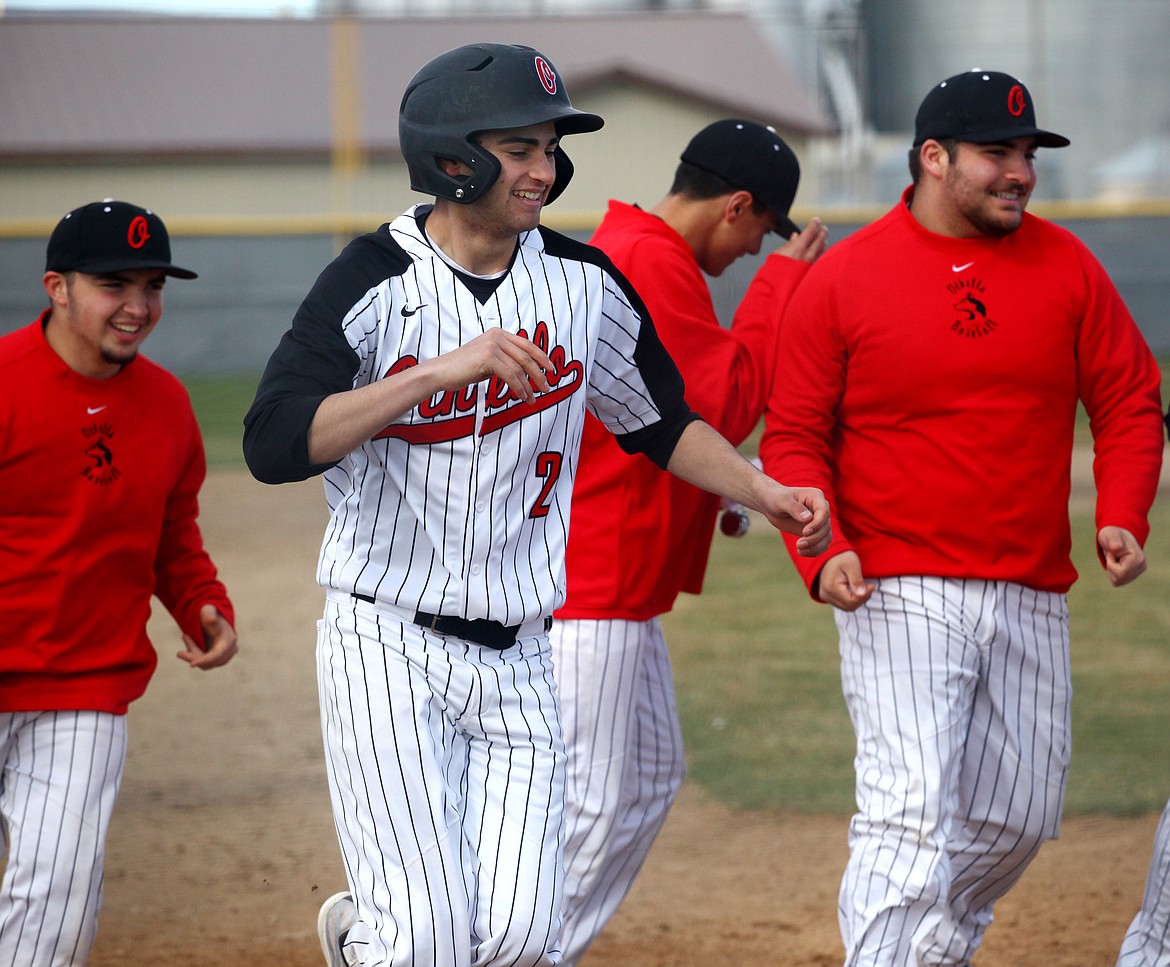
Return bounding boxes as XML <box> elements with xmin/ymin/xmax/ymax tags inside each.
<box><xmin>908</xmin><ymin>138</ymin><xmax>960</xmax><ymax>184</ymax></box>
<box><xmin>670</xmin><ymin>161</ymin><xmax>767</xmax><ymax>217</ymax></box>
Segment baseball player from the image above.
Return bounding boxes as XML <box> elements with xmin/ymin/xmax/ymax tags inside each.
<box><xmin>1118</xmin><ymin>406</ymin><xmax>1170</xmax><ymax>967</ymax></box>
<box><xmin>550</xmin><ymin>119</ymin><xmax>827</xmax><ymax>964</ymax></box>
<box><xmin>760</xmin><ymin>70</ymin><xmax>1164</xmax><ymax>966</ymax></box>
<box><xmin>0</xmin><ymin>200</ymin><xmax>238</xmax><ymax>966</ymax></box>
<box><xmin>243</xmin><ymin>42</ymin><xmax>830</xmax><ymax>967</ymax></box>
<box><xmin>1119</xmin><ymin>795</ymin><xmax>1170</xmax><ymax>965</ymax></box>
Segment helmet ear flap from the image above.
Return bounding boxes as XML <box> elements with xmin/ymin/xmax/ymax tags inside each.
<box><xmin>545</xmin><ymin>145</ymin><xmax>574</xmax><ymax>206</ymax></box>
<box><xmin>398</xmin><ymin>120</ymin><xmax>503</xmax><ymax>204</ymax></box>
<box><xmin>447</xmin><ymin>145</ymin><xmax>502</xmax><ymax>204</ymax></box>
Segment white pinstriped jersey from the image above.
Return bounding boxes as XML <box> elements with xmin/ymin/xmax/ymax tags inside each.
<box><xmin>244</xmin><ymin>205</ymin><xmax>696</xmax><ymax>627</ymax></box>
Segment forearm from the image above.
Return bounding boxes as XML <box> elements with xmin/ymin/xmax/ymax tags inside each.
<box><xmin>307</xmin><ymin>328</ymin><xmax>556</xmax><ymax>464</ymax></box>
<box><xmin>155</xmin><ymin>509</ymin><xmax>235</xmax><ymax>643</ymax></box>
<box><xmin>666</xmin><ymin>420</ymin><xmax>831</xmax><ymax>557</ymax></box>
<box><xmin>665</xmin><ymin>420</ymin><xmax>763</xmax><ymax>508</ymax></box>
<box><xmin>715</xmin><ymin>255</ymin><xmax>811</xmax><ymax>444</ymax></box>
<box><xmin>307</xmin><ymin>361</ymin><xmax>445</xmax><ymax>465</ymax></box>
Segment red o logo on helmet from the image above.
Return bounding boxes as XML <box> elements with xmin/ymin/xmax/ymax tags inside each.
<box><xmin>535</xmin><ymin>56</ymin><xmax>557</xmax><ymax>95</ymax></box>
<box><xmin>1007</xmin><ymin>84</ymin><xmax>1027</xmax><ymax>117</ymax></box>
<box><xmin>127</xmin><ymin>216</ymin><xmax>151</xmax><ymax>249</ymax></box>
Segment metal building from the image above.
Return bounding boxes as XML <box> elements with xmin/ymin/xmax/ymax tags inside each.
<box><xmin>861</xmin><ymin>0</ymin><xmax>1170</xmax><ymax>200</ymax></box>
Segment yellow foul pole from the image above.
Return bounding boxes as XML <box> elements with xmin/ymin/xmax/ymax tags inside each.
<box><xmin>330</xmin><ymin>10</ymin><xmax>366</xmax><ymax>247</ymax></box>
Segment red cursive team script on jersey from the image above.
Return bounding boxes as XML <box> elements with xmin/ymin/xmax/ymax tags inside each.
<box><xmin>373</xmin><ymin>320</ymin><xmax>584</xmax><ymax>444</ymax></box>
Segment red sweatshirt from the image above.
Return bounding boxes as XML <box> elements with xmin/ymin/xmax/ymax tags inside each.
<box><xmin>558</xmin><ymin>200</ymin><xmax>811</xmax><ymax>620</ymax></box>
<box><xmin>0</xmin><ymin>314</ymin><xmax>235</xmax><ymax>714</ymax></box>
<box><xmin>760</xmin><ymin>188</ymin><xmax>1164</xmax><ymax>597</ymax></box>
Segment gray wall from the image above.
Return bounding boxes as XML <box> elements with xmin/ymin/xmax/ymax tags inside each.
<box><xmin>716</xmin><ymin>215</ymin><xmax>1170</xmax><ymax>359</ymax></box>
<box><xmin>4</xmin><ymin>216</ymin><xmax>1170</xmax><ymax>376</ymax></box>
<box><xmin>0</xmin><ymin>234</ymin><xmax>338</xmax><ymax>376</ymax></box>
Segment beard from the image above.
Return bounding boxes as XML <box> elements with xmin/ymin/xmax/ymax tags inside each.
<box><xmin>101</xmin><ymin>345</ymin><xmax>140</xmax><ymax>368</ymax></box>
<box><xmin>964</xmin><ymin>202</ymin><xmax>1024</xmax><ymax>238</ymax></box>
<box><xmin>945</xmin><ymin>170</ymin><xmax>1029</xmax><ymax>238</ymax></box>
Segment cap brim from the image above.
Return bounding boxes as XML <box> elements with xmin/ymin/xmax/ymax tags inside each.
<box><xmin>69</xmin><ymin>259</ymin><xmax>198</xmax><ymax>280</ymax></box>
<box><xmin>554</xmin><ymin>111</ymin><xmax>605</xmax><ymax>136</ymax></box>
<box><xmin>950</xmin><ymin>127</ymin><xmax>1070</xmax><ymax>148</ymax></box>
<box><xmin>773</xmin><ymin>213</ymin><xmax>801</xmax><ymax>239</ymax></box>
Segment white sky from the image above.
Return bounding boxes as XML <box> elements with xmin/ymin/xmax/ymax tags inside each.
<box><xmin>3</xmin><ymin>0</ymin><xmax>317</xmax><ymax>15</ymax></box>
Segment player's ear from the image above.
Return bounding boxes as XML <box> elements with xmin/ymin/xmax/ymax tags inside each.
<box><xmin>725</xmin><ymin>190</ymin><xmax>754</xmax><ymax>223</ymax></box>
<box><xmin>918</xmin><ymin>140</ymin><xmax>950</xmax><ymax>180</ymax></box>
<box><xmin>437</xmin><ymin>156</ymin><xmax>470</xmax><ymax>177</ymax></box>
<box><xmin>43</xmin><ymin>271</ymin><xmax>69</xmax><ymax>306</ymax></box>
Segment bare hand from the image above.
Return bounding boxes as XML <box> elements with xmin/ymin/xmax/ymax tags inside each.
<box><xmin>1098</xmin><ymin>526</ymin><xmax>1147</xmax><ymax>587</ymax></box>
<box><xmin>758</xmin><ymin>484</ymin><xmax>832</xmax><ymax>557</ymax></box>
<box><xmin>814</xmin><ymin>551</ymin><xmax>875</xmax><ymax>611</ymax></box>
<box><xmin>178</xmin><ymin>604</ymin><xmax>238</xmax><ymax>670</ymax></box>
<box><xmin>427</xmin><ymin>328</ymin><xmax>553</xmax><ymax>403</ymax></box>
<box><xmin>777</xmin><ymin>217</ymin><xmax>828</xmax><ymax>265</ymax></box>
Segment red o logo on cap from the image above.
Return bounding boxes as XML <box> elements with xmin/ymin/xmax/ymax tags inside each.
<box><xmin>1007</xmin><ymin>85</ymin><xmax>1027</xmax><ymax>117</ymax></box>
<box><xmin>127</xmin><ymin>216</ymin><xmax>151</xmax><ymax>249</ymax></box>
<box><xmin>535</xmin><ymin>56</ymin><xmax>557</xmax><ymax>95</ymax></box>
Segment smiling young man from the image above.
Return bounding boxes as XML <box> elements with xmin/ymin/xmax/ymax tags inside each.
<box><xmin>760</xmin><ymin>71</ymin><xmax>1163</xmax><ymax>966</ymax></box>
<box><xmin>243</xmin><ymin>43</ymin><xmax>830</xmax><ymax>967</ymax></box>
<box><xmin>0</xmin><ymin>200</ymin><xmax>237</xmax><ymax>966</ymax></box>
<box><xmin>44</xmin><ymin>268</ymin><xmax>165</xmax><ymax>377</ymax></box>
<box><xmin>431</xmin><ymin>124</ymin><xmax>560</xmax><ymax>255</ymax></box>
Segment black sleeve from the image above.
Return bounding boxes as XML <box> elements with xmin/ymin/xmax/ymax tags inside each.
<box><xmin>543</xmin><ymin>229</ymin><xmax>701</xmax><ymax>470</ymax></box>
<box><xmin>242</xmin><ymin>229</ymin><xmax>411</xmax><ymax>484</ymax></box>
<box><xmin>611</xmin><ymin>313</ymin><xmax>702</xmax><ymax>469</ymax></box>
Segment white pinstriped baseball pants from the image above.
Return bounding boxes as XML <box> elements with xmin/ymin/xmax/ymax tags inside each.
<box><xmin>549</xmin><ymin>617</ymin><xmax>685</xmax><ymax>966</ymax></box>
<box><xmin>0</xmin><ymin>710</ymin><xmax>127</xmax><ymax>967</ymax></box>
<box><xmin>1117</xmin><ymin>797</ymin><xmax>1170</xmax><ymax>966</ymax></box>
<box><xmin>317</xmin><ymin>594</ymin><xmax>566</xmax><ymax>967</ymax></box>
<box><xmin>835</xmin><ymin>576</ymin><xmax>1071</xmax><ymax>967</ymax></box>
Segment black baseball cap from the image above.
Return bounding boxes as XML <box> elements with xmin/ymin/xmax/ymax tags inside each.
<box><xmin>913</xmin><ymin>70</ymin><xmax>1070</xmax><ymax>148</ymax></box>
<box><xmin>45</xmin><ymin>200</ymin><xmax>198</xmax><ymax>279</ymax></box>
<box><xmin>680</xmin><ymin>119</ymin><xmax>802</xmax><ymax>236</ymax></box>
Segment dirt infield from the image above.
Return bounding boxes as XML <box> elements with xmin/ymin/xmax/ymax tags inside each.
<box><xmin>85</xmin><ymin>470</ymin><xmax>1155</xmax><ymax>966</ymax></box>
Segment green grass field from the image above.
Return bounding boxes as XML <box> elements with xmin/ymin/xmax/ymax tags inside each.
<box><xmin>184</xmin><ymin>372</ymin><xmax>1170</xmax><ymax>818</ymax></box>
<box><xmin>184</xmin><ymin>373</ymin><xmax>262</xmax><ymax>469</ymax></box>
<box><xmin>664</xmin><ymin>503</ymin><xmax>1170</xmax><ymax>817</ymax></box>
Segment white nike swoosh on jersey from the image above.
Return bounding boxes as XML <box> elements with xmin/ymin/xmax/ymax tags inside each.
<box><xmin>952</xmin><ymin>262</ymin><xmax>975</xmax><ymax>272</ymax></box>
<box><xmin>87</xmin><ymin>406</ymin><xmax>107</xmax><ymax>414</ymax></box>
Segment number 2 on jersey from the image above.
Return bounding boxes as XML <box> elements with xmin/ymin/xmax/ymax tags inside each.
<box><xmin>530</xmin><ymin>451</ymin><xmax>563</xmax><ymax>518</ymax></box>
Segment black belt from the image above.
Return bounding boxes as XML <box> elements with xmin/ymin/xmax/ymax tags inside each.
<box><xmin>352</xmin><ymin>593</ymin><xmax>551</xmax><ymax>650</ymax></box>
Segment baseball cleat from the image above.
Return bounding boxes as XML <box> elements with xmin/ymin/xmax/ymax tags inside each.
<box><xmin>317</xmin><ymin>891</ymin><xmax>358</xmax><ymax>967</ymax></box>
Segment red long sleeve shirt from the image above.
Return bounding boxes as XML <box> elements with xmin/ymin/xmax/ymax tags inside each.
<box><xmin>0</xmin><ymin>314</ymin><xmax>234</xmax><ymax>713</ymax></box>
<box><xmin>760</xmin><ymin>189</ymin><xmax>1164</xmax><ymax>597</ymax></box>
<box><xmin>558</xmin><ymin>200</ymin><xmax>811</xmax><ymax>620</ymax></box>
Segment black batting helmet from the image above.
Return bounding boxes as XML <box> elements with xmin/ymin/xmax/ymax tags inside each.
<box><xmin>398</xmin><ymin>43</ymin><xmax>604</xmax><ymax>206</ymax></box>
